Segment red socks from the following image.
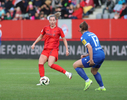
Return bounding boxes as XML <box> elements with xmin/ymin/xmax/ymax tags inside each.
<box><xmin>50</xmin><ymin>64</ymin><xmax>66</xmax><ymax>74</ymax></box>
<box><xmin>39</xmin><ymin>64</ymin><xmax>45</xmax><ymax>77</ymax></box>
<box><xmin>39</xmin><ymin>64</ymin><xmax>66</xmax><ymax>77</ymax></box>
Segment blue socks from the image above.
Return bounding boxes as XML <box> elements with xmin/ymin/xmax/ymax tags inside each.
<box><xmin>94</xmin><ymin>72</ymin><xmax>104</xmax><ymax>87</ymax></box>
<box><xmin>75</xmin><ymin>67</ymin><xmax>88</xmax><ymax>81</ymax></box>
<box><xmin>75</xmin><ymin>67</ymin><xmax>104</xmax><ymax>87</ymax></box>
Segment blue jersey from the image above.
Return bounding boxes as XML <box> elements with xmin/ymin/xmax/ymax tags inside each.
<box><xmin>80</xmin><ymin>31</ymin><xmax>103</xmax><ymax>55</ymax></box>
<box><xmin>80</xmin><ymin>31</ymin><xmax>105</xmax><ymax>68</ymax></box>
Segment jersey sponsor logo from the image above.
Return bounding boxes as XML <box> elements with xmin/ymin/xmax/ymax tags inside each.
<box><xmin>46</xmin><ymin>33</ymin><xmax>55</xmax><ymax>36</ymax></box>
<box><xmin>82</xmin><ymin>39</ymin><xmax>87</xmax><ymax>45</ymax></box>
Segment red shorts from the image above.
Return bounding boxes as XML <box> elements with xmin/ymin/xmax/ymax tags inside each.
<box><xmin>41</xmin><ymin>49</ymin><xmax>58</xmax><ymax>62</ymax></box>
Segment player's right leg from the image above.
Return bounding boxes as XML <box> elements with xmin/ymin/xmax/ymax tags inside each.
<box><xmin>92</xmin><ymin>52</ymin><xmax>106</xmax><ymax>91</ymax></box>
<box><xmin>39</xmin><ymin>54</ymin><xmax>48</xmax><ymax>77</ymax></box>
<box><xmin>37</xmin><ymin>54</ymin><xmax>48</xmax><ymax>86</ymax></box>
<box><xmin>91</xmin><ymin>67</ymin><xmax>106</xmax><ymax>91</ymax></box>
<box><xmin>73</xmin><ymin>58</ymin><xmax>92</xmax><ymax>91</ymax></box>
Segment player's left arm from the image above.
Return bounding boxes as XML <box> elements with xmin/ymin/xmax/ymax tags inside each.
<box><xmin>62</xmin><ymin>37</ymin><xmax>69</xmax><ymax>56</ymax></box>
<box><xmin>86</xmin><ymin>44</ymin><xmax>95</xmax><ymax>66</ymax></box>
<box><xmin>81</xmin><ymin>54</ymin><xmax>89</xmax><ymax>59</ymax></box>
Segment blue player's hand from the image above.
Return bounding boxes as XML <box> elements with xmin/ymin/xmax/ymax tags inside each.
<box><xmin>81</xmin><ymin>54</ymin><xmax>89</xmax><ymax>59</ymax></box>
<box><xmin>87</xmin><ymin>60</ymin><xmax>95</xmax><ymax>66</ymax></box>
<box><xmin>81</xmin><ymin>55</ymin><xmax>86</xmax><ymax>58</ymax></box>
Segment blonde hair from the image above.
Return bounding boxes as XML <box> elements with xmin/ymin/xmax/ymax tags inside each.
<box><xmin>48</xmin><ymin>12</ymin><xmax>61</xmax><ymax>20</ymax></box>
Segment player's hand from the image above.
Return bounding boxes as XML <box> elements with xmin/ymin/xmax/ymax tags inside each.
<box><xmin>31</xmin><ymin>44</ymin><xmax>35</xmax><ymax>49</ymax></box>
<box><xmin>81</xmin><ymin>54</ymin><xmax>89</xmax><ymax>58</ymax></box>
<box><xmin>81</xmin><ymin>55</ymin><xmax>87</xmax><ymax>59</ymax></box>
<box><xmin>66</xmin><ymin>51</ymin><xmax>69</xmax><ymax>56</ymax></box>
<box><xmin>87</xmin><ymin>60</ymin><xmax>95</xmax><ymax>66</ymax></box>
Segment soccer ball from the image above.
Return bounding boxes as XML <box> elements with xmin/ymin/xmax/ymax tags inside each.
<box><xmin>40</xmin><ymin>76</ymin><xmax>50</xmax><ymax>85</ymax></box>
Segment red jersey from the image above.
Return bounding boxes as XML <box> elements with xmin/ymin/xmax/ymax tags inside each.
<box><xmin>41</xmin><ymin>25</ymin><xmax>65</xmax><ymax>50</ymax></box>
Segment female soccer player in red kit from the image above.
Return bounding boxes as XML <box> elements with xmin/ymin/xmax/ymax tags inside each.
<box><xmin>31</xmin><ymin>14</ymin><xmax>72</xmax><ymax>85</ymax></box>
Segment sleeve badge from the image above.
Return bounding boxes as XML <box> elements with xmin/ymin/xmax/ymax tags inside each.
<box><xmin>82</xmin><ymin>39</ymin><xmax>87</xmax><ymax>45</ymax></box>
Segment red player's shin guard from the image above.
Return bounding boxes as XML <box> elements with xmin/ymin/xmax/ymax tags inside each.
<box><xmin>50</xmin><ymin>64</ymin><xmax>66</xmax><ymax>74</ymax></box>
<box><xmin>39</xmin><ymin>64</ymin><xmax>45</xmax><ymax>77</ymax></box>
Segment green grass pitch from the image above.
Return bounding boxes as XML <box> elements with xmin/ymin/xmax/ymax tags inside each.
<box><xmin>0</xmin><ymin>59</ymin><xmax>127</xmax><ymax>100</ymax></box>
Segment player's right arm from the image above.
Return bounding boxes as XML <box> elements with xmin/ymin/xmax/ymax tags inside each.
<box><xmin>31</xmin><ymin>34</ymin><xmax>43</xmax><ymax>49</ymax></box>
<box><xmin>86</xmin><ymin>44</ymin><xmax>95</xmax><ymax>66</ymax></box>
<box><xmin>80</xmin><ymin>37</ymin><xmax>89</xmax><ymax>58</ymax></box>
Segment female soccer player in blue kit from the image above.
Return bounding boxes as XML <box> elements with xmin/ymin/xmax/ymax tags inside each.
<box><xmin>73</xmin><ymin>21</ymin><xmax>106</xmax><ymax>91</ymax></box>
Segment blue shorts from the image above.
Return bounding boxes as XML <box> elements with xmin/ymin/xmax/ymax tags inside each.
<box><xmin>81</xmin><ymin>51</ymin><xmax>105</xmax><ymax>68</ymax></box>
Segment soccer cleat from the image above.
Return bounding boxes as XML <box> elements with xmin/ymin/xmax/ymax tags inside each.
<box><xmin>36</xmin><ymin>77</ymin><xmax>44</xmax><ymax>86</ymax></box>
<box><xmin>84</xmin><ymin>79</ymin><xmax>93</xmax><ymax>91</ymax></box>
<box><xmin>66</xmin><ymin>72</ymin><xmax>72</xmax><ymax>79</ymax></box>
<box><xmin>36</xmin><ymin>80</ymin><xmax>42</xmax><ymax>86</ymax></box>
<box><xmin>36</xmin><ymin>83</ymin><xmax>42</xmax><ymax>86</ymax></box>
<box><xmin>95</xmin><ymin>87</ymin><xmax>106</xmax><ymax>91</ymax></box>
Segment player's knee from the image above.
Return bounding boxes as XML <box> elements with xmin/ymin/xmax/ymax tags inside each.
<box><xmin>39</xmin><ymin>57</ymin><xmax>45</xmax><ymax>65</ymax></box>
<box><xmin>39</xmin><ymin>59</ymin><xmax>41</xmax><ymax>64</ymax></box>
<box><xmin>38</xmin><ymin>60</ymin><xmax>44</xmax><ymax>65</ymax></box>
<box><xmin>48</xmin><ymin>63</ymin><xmax>51</xmax><ymax>67</ymax></box>
<box><xmin>73</xmin><ymin>62</ymin><xmax>77</xmax><ymax>69</ymax></box>
<box><xmin>48</xmin><ymin>62</ymin><xmax>53</xmax><ymax>67</ymax></box>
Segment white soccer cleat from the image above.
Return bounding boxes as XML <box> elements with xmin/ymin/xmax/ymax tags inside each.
<box><xmin>36</xmin><ymin>77</ymin><xmax>43</xmax><ymax>86</ymax></box>
<box><xmin>66</xmin><ymin>72</ymin><xmax>72</xmax><ymax>79</ymax></box>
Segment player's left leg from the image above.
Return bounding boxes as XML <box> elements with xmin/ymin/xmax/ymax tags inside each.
<box><xmin>48</xmin><ymin>56</ymin><xmax>66</xmax><ymax>73</ymax></box>
<box><xmin>48</xmin><ymin>49</ymin><xmax>72</xmax><ymax>79</ymax></box>
<box><xmin>73</xmin><ymin>59</ymin><xmax>92</xmax><ymax>91</ymax></box>
<box><xmin>73</xmin><ymin>59</ymin><xmax>89</xmax><ymax>81</ymax></box>
<box><xmin>91</xmin><ymin>67</ymin><xmax>106</xmax><ymax>91</ymax></box>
